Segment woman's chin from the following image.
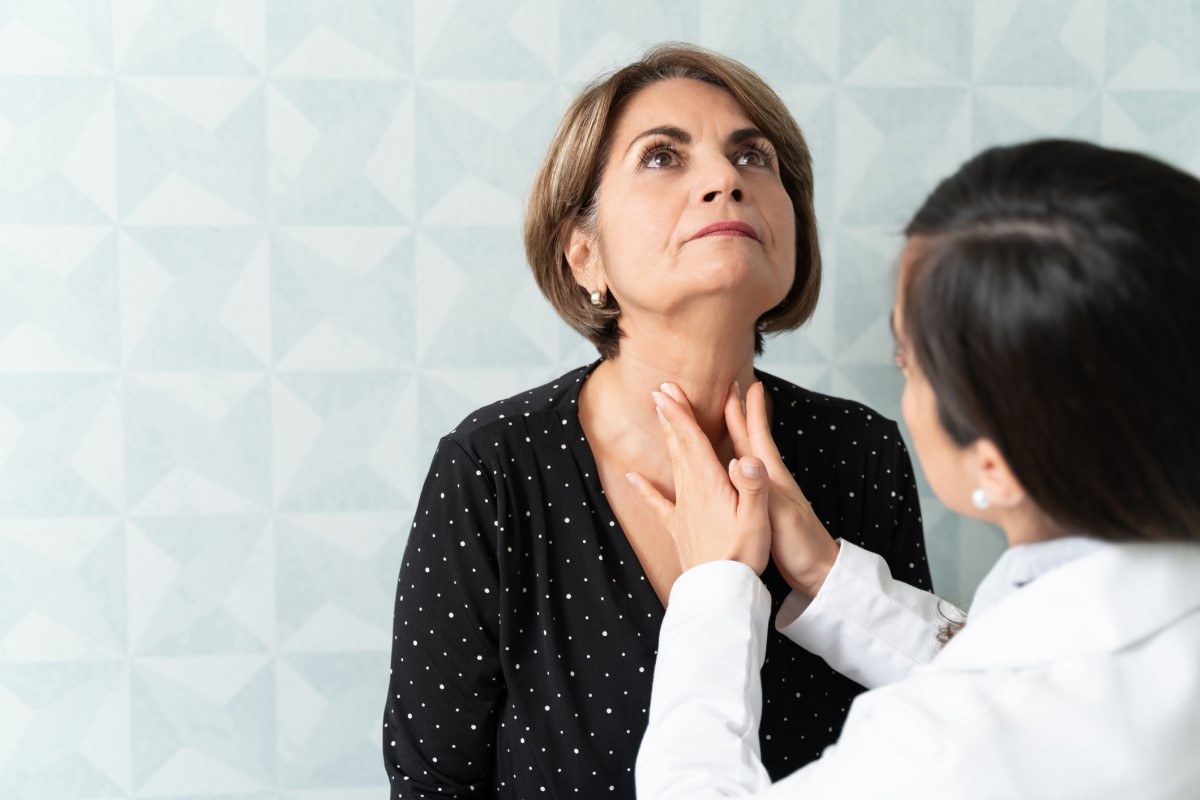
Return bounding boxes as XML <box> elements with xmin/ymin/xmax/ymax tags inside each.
<box><xmin>694</xmin><ymin>273</ymin><xmax>789</xmax><ymax>314</ymax></box>
<box><xmin>681</xmin><ymin>257</ymin><xmax>787</xmax><ymax>294</ymax></box>
<box><xmin>638</xmin><ymin>289</ymin><xmax>784</xmax><ymax>333</ymax></box>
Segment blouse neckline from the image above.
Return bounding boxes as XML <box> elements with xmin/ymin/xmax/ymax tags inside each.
<box><xmin>555</xmin><ymin>360</ymin><xmax>780</xmax><ymax>612</ymax></box>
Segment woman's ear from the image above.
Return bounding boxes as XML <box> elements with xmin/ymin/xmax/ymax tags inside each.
<box><xmin>565</xmin><ymin>223</ymin><xmax>603</xmax><ymax>292</ymax></box>
<box><xmin>974</xmin><ymin>439</ymin><xmax>1026</xmax><ymax>509</ymax></box>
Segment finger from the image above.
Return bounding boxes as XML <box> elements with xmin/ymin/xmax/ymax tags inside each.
<box><xmin>652</xmin><ymin>390</ymin><xmax>702</xmax><ymax>506</ymax></box>
<box><xmin>745</xmin><ymin>382</ymin><xmax>787</xmax><ymax>472</ymax></box>
<box><xmin>653</xmin><ymin>388</ymin><xmax>718</xmax><ymax>469</ymax></box>
<box><xmin>745</xmin><ymin>383</ymin><xmax>814</xmax><ymax>509</ymax></box>
<box><xmin>624</xmin><ymin>472</ymin><xmax>675</xmax><ymax>528</ymax></box>
<box><xmin>652</xmin><ymin>390</ymin><xmax>682</xmax><ymax>480</ymax></box>
<box><xmin>725</xmin><ymin>382</ymin><xmax>753</xmax><ymax>460</ymax></box>
<box><xmin>658</xmin><ymin>382</ymin><xmax>698</xmax><ymax>424</ymax></box>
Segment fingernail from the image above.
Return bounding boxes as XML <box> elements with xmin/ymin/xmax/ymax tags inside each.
<box><xmin>625</xmin><ymin>472</ymin><xmax>639</xmax><ymax>487</ymax></box>
<box><xmin>659</xmin><ymin>382</ymin><xmax>681</xmax><ymax>402</ymax></box>
<box><xmin>740</xmin><ymin>460</ymin><xmax>762</xmax><ymax>478</ymax></box>
<box><xmin>651</xmin><ymin>391</ymin><xmax>666</xmax><ymax>409</ymax></box>
<box><xmin>732</xmin><ymin>380</ymin><xmax>740</xmax><ymax>398</ymax></box>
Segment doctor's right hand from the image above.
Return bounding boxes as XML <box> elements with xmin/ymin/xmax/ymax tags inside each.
<box><xmin>626</xmin><ymin>383</ymin><xmax>772</xmax><ymax>576</ymax></box>
<box><xmin>726</xmin><ymin>382</ymin><xmax>840</xmax><ymax>599</ymax></box>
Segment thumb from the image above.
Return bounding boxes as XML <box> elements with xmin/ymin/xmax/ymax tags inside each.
<box><xmin>624</xmin><ymin>471</ymin><xmax>675</xmax><ymax>529</ymax></box>
<box><xmin>731</xmin><ymin>457</ymin><xmax>769</xmax><ymax>507</ymax></box>
<box><xmin>731</xmin><ymin>457</ymin><xmax>771</xmax><ymax>573</ymax></box>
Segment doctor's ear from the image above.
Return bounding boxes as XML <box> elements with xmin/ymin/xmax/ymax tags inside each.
<box><xmin>974</xmin><ymin>439</ymin><xmax>1026</xmax><ymax>509</ymax></box>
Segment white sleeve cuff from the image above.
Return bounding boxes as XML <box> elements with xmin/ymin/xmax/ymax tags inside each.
<box><xmin>774</xmin><ymin>540</ymin><xmax>953</xmax><ymax>688</ymax></box>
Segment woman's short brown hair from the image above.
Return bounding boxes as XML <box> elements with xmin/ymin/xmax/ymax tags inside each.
<box><xmin>524</xmin><ymin>42</ymin><xmax>820</xmax><ymax>359</ymax></box>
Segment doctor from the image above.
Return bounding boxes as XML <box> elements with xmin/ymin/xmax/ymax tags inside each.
<box><xmin>630</xmin><ymin>139</ymin><xmax>1200</xmax><ymax>799</ymax></box>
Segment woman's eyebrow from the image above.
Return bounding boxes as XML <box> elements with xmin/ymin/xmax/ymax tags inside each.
<box><xmin>623</xmin><ymin>125</ymin><xmax>690</xmax><ymax>156</ymax></box>
<box><xmin>728</xmin><ymin>127</ymin><xmax>768</xmax><ymax>146</ymax></box>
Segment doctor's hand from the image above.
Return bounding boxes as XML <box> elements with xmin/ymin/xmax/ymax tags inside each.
<box><xmin>726</xmin><ymin>381</ymin><xmax>840</xmax><ymax>599</ymax></box>
<box><xmin>626</xmin><ymin>383</ymin><xmax>771</xmax><ymax>575</ymax></box>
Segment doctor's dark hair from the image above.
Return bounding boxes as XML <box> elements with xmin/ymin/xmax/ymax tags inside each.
<box><xmin>524</xmin><ymin>43</ymin><xmax>820</xmax><ymax>359</ymax></box>
<box><xmin>901</xmin><ymin>139</ymin><xmax>1200</xmax><ymax>544</ymax></box>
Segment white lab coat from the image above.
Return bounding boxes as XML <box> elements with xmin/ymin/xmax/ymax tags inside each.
<box><xmin>774</xmin><ymin>537</ymin><xmax>952</xmax><ymax>689</ymax></box>
<box><xmin>636</xmin><ymin>540</ymin><xmax>1200</xmax><ymax>799</ymax></box>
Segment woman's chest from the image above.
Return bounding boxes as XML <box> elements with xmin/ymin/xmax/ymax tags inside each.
<box><xmin>488</xmin><ymin>496</ymin><xmax>663</xmax><ymax>784</ymax></box>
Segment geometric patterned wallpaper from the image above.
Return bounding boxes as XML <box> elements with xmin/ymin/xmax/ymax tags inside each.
<box><xmin>1</xmin><ymin>0</ymin><xmax>1197</xmax><ymax>796</ymax></box>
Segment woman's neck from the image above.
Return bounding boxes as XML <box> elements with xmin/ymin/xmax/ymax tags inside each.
<box><xmin>579</xmin><ymin>325</ymin><xmax>759</xmax><ymax>486</ymax></box>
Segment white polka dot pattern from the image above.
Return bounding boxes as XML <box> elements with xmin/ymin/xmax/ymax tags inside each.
<box><xmin>383</xmin><ymin>363</ymin><xmax>930</xmax><ymax>798</ymax></box>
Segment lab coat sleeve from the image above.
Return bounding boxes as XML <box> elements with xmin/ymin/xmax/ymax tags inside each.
<box><xmin>775</xmin><ymin>540</ymin><xmax>959</xmax><ymax>688</ymax></box>
<box><xmin>636</xmin><ymin>560</ymin><xmax>775</xmax><ymax>800</ymax></box>
<box><xmin>636</xmin><ymin>560</ymin><xmax>961</xmax><ymax>800</ymax></box>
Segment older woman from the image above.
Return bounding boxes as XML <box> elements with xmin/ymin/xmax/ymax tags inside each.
<box><xmin>383</xmin><ymin>44</ymin><xmax>937</xmax><ymax>798</ymax></box>
<box><xmin>635</xmin><ymin>139</ymin><xmax>1200</xmax><ymax>798</ymax></box>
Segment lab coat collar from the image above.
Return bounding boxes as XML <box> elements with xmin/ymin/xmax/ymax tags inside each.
<box><xmin>966</xmin><ymin>535</ymin><xmax>1105</xmax><ymax>620</ymax></box>
<box><xmin>929</xmin><ymin>541</ymin><xmax>1200</xmax><ymax>671</ymax></box>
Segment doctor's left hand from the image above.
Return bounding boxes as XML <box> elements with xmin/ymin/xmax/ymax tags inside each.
<box><xmin>626</xmin><ymin>383</ymin><xmax>771</xmax><ymax>575</ymax></box>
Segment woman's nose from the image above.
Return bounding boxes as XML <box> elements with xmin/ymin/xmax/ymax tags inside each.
<box><xmin>703</xmin><ymin>187</ymin><xmax>743</xmax><ymax>202</ymax></box>
<box><xmin>694</xmin><ymin>155</ymin><xmax>746</xmax><ymax>204</ymax></box>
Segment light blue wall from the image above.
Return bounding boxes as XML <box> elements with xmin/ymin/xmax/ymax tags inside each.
<box><xmin>1</xmin><ymin>1</ymin><xmax>1197</xmax><ymax>796</ymax></box>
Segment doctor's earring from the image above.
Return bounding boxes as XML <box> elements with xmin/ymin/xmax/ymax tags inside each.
<box><xmin>971</xmin><ymin>488</ymin><xmax>991</xmax><ymax>510</ymax></box>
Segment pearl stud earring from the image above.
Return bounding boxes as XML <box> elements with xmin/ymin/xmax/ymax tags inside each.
<box><xmin>971</xmin><ymin>488</ymin><xmax>991</xmax><ymax>510</ymax></box>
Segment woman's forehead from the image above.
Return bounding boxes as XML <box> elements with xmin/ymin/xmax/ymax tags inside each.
<box><xmin>611</xmin><ymin>78</ymin><xmax>751</xmax><ymax>139</ymax></box>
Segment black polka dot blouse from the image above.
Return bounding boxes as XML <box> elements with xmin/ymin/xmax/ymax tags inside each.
<box><xmin>383</xmin><ymin>362</ymin><xmax>931</xmax><ymax>798</ymax></box>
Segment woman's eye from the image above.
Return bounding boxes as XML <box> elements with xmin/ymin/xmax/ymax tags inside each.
<box><xmin>643</xmin><ymin>147</ymin><xmax>679</xmax><ymax>169</ymax></box>
<box><xmin>736</xmin><ymin>145</ymin><xmax>775</xmax><ymax>168</ymax></box>
<box><xmin>737</xmin><ymin>148</ymin><xmax>767</xmax><ymax>167</ymax></box>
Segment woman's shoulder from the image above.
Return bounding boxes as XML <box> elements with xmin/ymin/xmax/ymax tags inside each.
<box><xmin>443</xmin><ymin>362</ymin><xmax>595</xmax><ymax>451</ymax></box>
<box><xmin>757</xmin><ymin>369</ymin><xmax>900</xmax><ymax>439</ymax></box>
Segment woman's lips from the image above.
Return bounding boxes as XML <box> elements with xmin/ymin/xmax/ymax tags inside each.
<box><xmin>690</xmin><ymin>221</ymin><xmax>759</xmax><ymax>241</ymax></box>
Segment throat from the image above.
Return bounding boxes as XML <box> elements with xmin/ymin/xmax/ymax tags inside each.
<box><xmin>579</xmin><ymin>357</ymin><xmax>747</xmax><ymax>461</ymax></box>
<box><xmin>575</xmin><ymin>358</ymin><xmax>746</xmax><ymax>608</ymax></box>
